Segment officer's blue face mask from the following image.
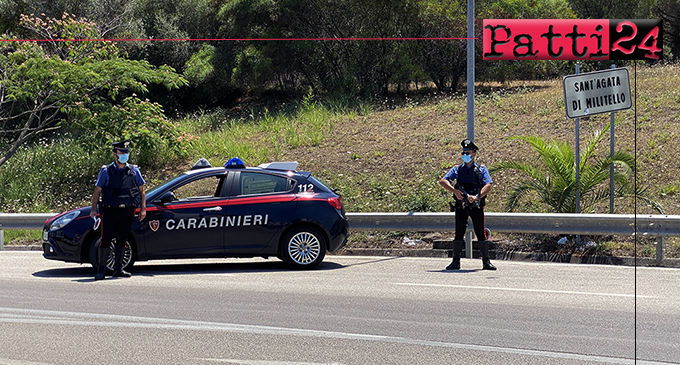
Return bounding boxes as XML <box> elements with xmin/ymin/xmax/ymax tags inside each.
<box><xmin>117</xmin><ymin>153</ymin><xmax>129</xmax><ymax>164</ymax></box>
<box><xmin>461</xmin><ymin>151</ymin><xmax>473</xmax><ymax>163</ymax></box>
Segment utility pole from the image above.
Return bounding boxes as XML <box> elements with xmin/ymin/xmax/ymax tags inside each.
<box><xmin>466</xmin><ymin>0</ymin><xmax>475</xmax><ymax>142</ymax></box>
<box><xmin>464</xmin><ymin>0</ymin><xmax>475</xmax><ymax>258</ymax></box>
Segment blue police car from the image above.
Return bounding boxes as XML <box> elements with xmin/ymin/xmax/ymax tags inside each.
<box><xmin>42</xmin><ymin>158</ymin><xmax>349</xmax><ymax>270</ymax></box>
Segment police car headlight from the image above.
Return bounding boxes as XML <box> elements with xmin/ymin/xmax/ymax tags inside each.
<box><xmin>49</xmin><ymin>211</ymin><xmax>80</xmax><ymax>232</ymax></box>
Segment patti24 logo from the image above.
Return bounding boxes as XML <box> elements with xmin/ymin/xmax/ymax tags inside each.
<box><xmin>483</xmin><ymin>19</ymin><xmax>663</xmax><ymax>60</ymax></box>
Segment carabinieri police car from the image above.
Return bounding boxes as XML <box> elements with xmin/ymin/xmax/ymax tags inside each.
<box><xmin>42</xmin><ymin>158</ymin><xmax>349</xmax><ymax>270</ymax></box>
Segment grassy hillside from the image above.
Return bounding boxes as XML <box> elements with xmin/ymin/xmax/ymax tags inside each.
<box><xmin>2</xmin><ymin>63</ymin><xmax>679</xmax><ymax>255</ymax></box>
<box><xmin>275</xmin><ymin>63</ymin><xmax>680</xmax><ymax>216</ymax></box>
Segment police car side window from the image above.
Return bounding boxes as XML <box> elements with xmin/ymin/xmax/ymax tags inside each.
<box><xmin>239</xmin><ymin>172</ymin><xmax>289</xmax><ymax>196</ymax></box>
<box><xmin>174</xmin><ymin>176</ymin><xmax>224</xmax><ymax>201</ymax></box>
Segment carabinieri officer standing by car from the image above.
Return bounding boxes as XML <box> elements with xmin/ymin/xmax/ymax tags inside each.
<box><xmin>439</xmin><ymin>139</ymin><xmax>496</xmax><ymax>271</ymax></box>
<box><xmin>89</xmin><ymin>140</ymin><xmax>146</xmax><ymax>280</ymax></box>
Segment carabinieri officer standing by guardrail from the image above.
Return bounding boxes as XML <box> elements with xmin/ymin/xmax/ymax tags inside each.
<box><xmin>439</xmin><ymin>139</ymin><xmax>496</xmax><ymax>271</ymax></box>
<box><xmin>89</xmin><ymin>140</ymin><xmax>146</xmax><ymax>280</ymax></box>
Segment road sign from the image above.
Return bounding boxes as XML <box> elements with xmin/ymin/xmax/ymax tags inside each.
<box><xmin>563</xmin><ymin>67</ymin><xmax>632</xmax><ymax>119</ymax></box>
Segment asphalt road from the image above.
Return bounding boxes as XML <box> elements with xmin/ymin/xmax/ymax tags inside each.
<box><xmin>0</xmin><ymin>252</ymin><xmax>678</xmax><ymax>365</ymax></box>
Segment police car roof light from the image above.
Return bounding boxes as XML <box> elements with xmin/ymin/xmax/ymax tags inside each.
<box><xmin>257</xmin><ymin>161</ymin><xmax>298</xmax><ymax>171</ymax></box>
<box><xmin>191</xmin><ymin>158</ymin><xmax>212</xmax><ymax>170</ymax></box>
<box><xmin>224</xmin><ymin>157</ymin><xmax>246</xmax><ymax>168</ymax></box>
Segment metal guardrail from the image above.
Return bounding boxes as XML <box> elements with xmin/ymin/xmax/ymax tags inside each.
<box><xmin>347</xmin><ymin>212</ymin><xmax>680</xmax><ymax>237</ymax></box>
<box><xmin>0</xmin><ymin>213</ymin><xmax>56</xmax><ymax>251</ymax></box>
<box><xmin>0</xmin><ymin>213</ymin><xmax>56</xmax><ymax>230</ymax></box>
<box><xmin>1</xmin><ymin>212</ymin><xmax>679</xmax><ymax>263</ymax></box>
<box><xmin>348</xmin><ymin>212</ymin><xmax>680</xmax><ymax>264</ymax></box>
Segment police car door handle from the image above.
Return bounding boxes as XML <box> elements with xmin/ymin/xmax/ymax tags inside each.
<box><xmin>203</xmin><ymin>206</ymin><xmax>222</xmax><ymax>212</ymax></box>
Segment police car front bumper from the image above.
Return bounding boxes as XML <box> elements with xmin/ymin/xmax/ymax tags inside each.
<box><xmin>42</xmin><ymin>228</ymin><xmax>80</xmax><ymax>262</ymax></box>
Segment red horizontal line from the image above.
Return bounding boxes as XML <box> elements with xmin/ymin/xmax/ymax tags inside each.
<box><xmin>0</xmin><ymin>37</ymin><xmax>475</xmax><ymax>42</ymax></box>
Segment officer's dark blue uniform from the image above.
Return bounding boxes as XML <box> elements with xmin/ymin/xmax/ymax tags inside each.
<box><xmin>90</xmin><ymin>140</ymin><xmax>146</xmax><ymax>280</ymax></box>
<box><xmin>440</xmin><ymin>139</ymin><xmax>496</xmax><ymax>271</ymax></box>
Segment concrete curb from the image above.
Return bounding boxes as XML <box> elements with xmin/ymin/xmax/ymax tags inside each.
<box><xmin>494</xmin><ymin>250</ymin><xmax>680</xmax><ymax>268</ymax></box>
<box><xmin>5</xmin><ymin>244</ymin><xmax>680</xmax><ymax>268</ymax></box>
<box><xmin>336</xmin><ymin>248</ymin><xmax>680</xmax><ymax>268</ymax></box>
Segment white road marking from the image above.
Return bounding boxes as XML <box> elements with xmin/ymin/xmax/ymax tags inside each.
<box><xmin>393</xmin><ymin>282</ymin><xmax>655</xmax><ymax>298</ymax></box>
<box><xmin>198</xmin><ymin>360</ymin><xmax>341</xmax><ymax>365</ymax></box>
<box><xmin>201</xmin><ymin>273</ymin><xmax>237</xmax><ymax>276</ymax></box>
<box><xmin>0</xmin><ymin>359</ymin><xmax>54</xmax><ymax>365</ymax></box>
<box><xmin>0</xmin><ymin>307</ymin><xmax>672</xmax><ymax>365</ymax></box>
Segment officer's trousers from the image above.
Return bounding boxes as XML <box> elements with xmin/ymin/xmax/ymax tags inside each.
<box><xmin>100</xmin><ymin>206</ymin><xmax>136</xmax><ymax>249</ymax></box>
<box><xmin>454</xmin><ymin>206</ymin><xmax>486</xmax><ymax>242</ymax></box>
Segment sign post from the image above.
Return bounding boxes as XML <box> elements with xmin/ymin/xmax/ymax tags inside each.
<box><xmin>574</xmin><ymin>64</ymin><xmax>581</xmax><ymax>216</ymax></box>
<box><xmin>610</xmin><ymin>64</ymin><xmax>616</xmax><ymax>214</ymax></box>
<box><xmin>465</xmin><ymin>0</ymin><xmax>475</xmax><ymax>258</ymax></box>
<box><xmin>562</xmin><ymin>66</ymin><xmax>632</xmax><ymax>217</ymax></box>
<box><xmin>466</xmin><ymin>0</ymin><xmax>475</xmax><ymax>145</ymax></box>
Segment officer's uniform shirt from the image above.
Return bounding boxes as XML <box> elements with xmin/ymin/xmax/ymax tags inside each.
<box><xmin>443</xmin><ymin>163</ymin><xmax>493</xmax><ymax>187</ymax></box>
<box><xmin>95</xmin><ymin>163</ymin><xmax>146</xmax><ymax>189</ymax></box>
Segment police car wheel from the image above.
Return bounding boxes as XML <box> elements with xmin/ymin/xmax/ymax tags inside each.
<box><xmin>280</xmin><ymin>227</ymin><xmax>326</xmax><ymax>270</ymax></box>
<box><xmin>88</xmin><ymin>237</ymin><xmax>135</xmax><ymax>272</ymax></box>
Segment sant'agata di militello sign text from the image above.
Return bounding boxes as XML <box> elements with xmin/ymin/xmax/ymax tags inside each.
<box><xmin>563</xmin><ymin>68</ymin><xmax>632</xmax><ymax>119</ymax></box>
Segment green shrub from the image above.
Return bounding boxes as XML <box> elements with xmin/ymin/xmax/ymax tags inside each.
<box><xmin>0</xmin><ymin>137</ymin><xmax>109</xmax><ymax>212</ymax></box>
<box><xmin>399</xmin><ymin>172</ymin><xmax>450</xmax><ymax>212</ymax></box>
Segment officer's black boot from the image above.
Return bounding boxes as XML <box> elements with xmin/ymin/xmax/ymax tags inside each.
<box><xmin>446</xmin><ymin>240</ymin><xmax>464</xmax><ymax>270</ymax></box>
<box><xmin>112</xmin><ymin>246</ymin><xmax>131</xmax><ymax>278</ymax></box>
<box><xmin>479</xmin><ymin>240</ymin><xmax>497</xmax><ymax>270</ymax></box>
<box><xmin>94</xmin><ymin>247</ymin><xmax>110</xmax><ymax>281</ymax></box>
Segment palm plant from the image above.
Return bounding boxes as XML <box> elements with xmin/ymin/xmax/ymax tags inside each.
<box><xmin>489</xmin><ymin>124</ymin><xmax>664</xmax><ymax>214</ymax></box>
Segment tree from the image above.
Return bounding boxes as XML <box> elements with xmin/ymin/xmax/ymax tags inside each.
<box><xmin>217</xmin><ymin>0</ymin><xmax>439</xmax><ymax>96</ymax></box>
<box><xmin>132</xmin><ymin>0</ymin><xmax>220</xmax><ymax>71</ymax></box>
<box><xmin>415</xmin><ymin>0</ymin><xmax>467</xmax><ymax>91</ymax></box>
<box><xmin>488</xmin><ymin>123</ymin><xmax>664</xmax><ymax>214</ymax></box>
<box><xmin>476</xmin><ymin>0</ymin><xmax>577</xmax><ymax>84</ymax></box>
<box><xmin>565</xmin><ymin>0</ymin><xmax>656</xmax><ymax>19</ymax></box>
<box><xmin>0</xmin><ymin>0</ymin><xmax>139</xmax><ymax>36</ymax></box>
<box><xmin>0</xmin><ymin>14</ymin><xmax>188</xmax><ymax>168</ymax></box>
<box><xmin>655</xmin><ymin>0</ymin><xmax>680</xmax><ymax>61</ymax></box>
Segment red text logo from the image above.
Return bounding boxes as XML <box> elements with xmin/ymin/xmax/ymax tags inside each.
<box><xmin>483</xmin><ymin>19</ymin><xmax>662</xmax><ymax>61</ymax></box>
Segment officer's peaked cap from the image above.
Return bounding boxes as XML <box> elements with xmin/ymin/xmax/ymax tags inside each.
<box><xmin>461</xmin><ymin>139</ymin><xmax>479</xmax><ymax>151</ymax></box>
<box><xmin>112</xmin><ymin>140</ymin><xmax>130</xmax><ymax>153</ymax></box>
